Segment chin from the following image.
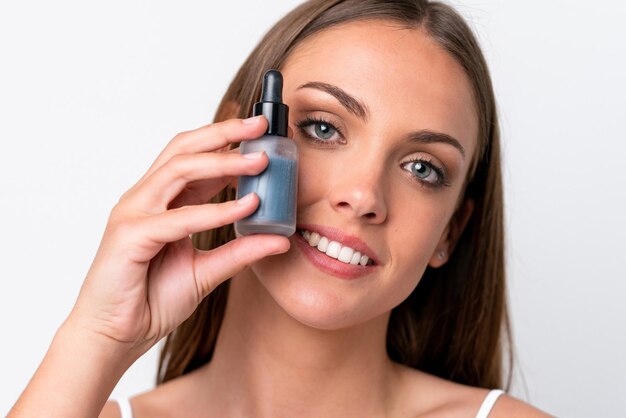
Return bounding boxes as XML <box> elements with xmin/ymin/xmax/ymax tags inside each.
<box><xmin>250</xmin><ymin>254</ymin><xmax>391</xmax><ymax>331</ymax></box>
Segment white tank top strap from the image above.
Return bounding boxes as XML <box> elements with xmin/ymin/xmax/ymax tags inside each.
<box><xmin>109</xmin><ymin>391</ymin><xmax>503</xmax><ymax>417</ymax></box>
<box><xmin>475</xmin><ymin>389</ymin><xmax>505</xmax><ymax>418</ymax></box>
<box><xmin>113</xmin><ymin>397</ymin><xmax>134</xmax><ymax>418</ymax></box>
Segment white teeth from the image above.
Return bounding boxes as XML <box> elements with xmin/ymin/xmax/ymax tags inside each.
<box><xmin>300</xmin><ymin>229</ymin><xmax>373</xmax><ymax>266</ymax></box>
<box><xmin>325</xmin><ymin>241</ymin><xmax>341</xmax><ymax>259</ymax></box>
<box><xmin>317</xmin><ymin>236</ymin><xmax>329</xmax><ymax>252</ymax></box>
<box><xmin>338</xmin><ymin>246</ymin><xmax>354</xmax><ymax>263</ymax></box>
<box><xmin>308</xmin><ymin>232</ymin><xmax>321</xmax><ymax>246</ymax></box>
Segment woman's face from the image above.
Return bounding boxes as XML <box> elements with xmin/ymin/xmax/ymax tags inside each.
<box><xmin>248</xmin><ymin>20</ymin><xmax>478</xmax><ymax>330</ymax></box>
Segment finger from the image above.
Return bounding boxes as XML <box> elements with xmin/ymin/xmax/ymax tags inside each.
<box><xmin>193</xmin><ymin>234</ymin><xmax>291</xmax><ymax>299</ymax></box>
<box><xmin>167</xmin><ymin>148</ymin><xmax>243</xmax><ymax>209</ymax></box>
<box><xmin>129</xmin><ymin>150</ymin><xmax>269</xmax><ymax>212</ymax></box>
<box><xmin>138</xmin><ymin>116</ymin><xmax>268</xmax><ymax>186</ymax></box>
<box><xmin>119</xmin><ymin>193</ymin><xmax>261</xmax><ymax>262</ymax></box>
<box><xmin>166</xmin><ymin>177</ymin><xmax>232</xmax><ymax>210</ymax></box>
<box><xmin>166</xmin><ymin>147</ymin><xmax>244</xmax><ymax>208</ymax></box>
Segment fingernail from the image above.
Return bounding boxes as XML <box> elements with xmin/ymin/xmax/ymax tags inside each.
<box><xmin>242</xmin><ymin>115</ymin><xmax>262</xmax><ymax>125</ymax></box>
<box><xmin>243</xmin><ymin>151</ymin><xmax>264</xmax><ymax>159</ymax></box>
<box><xmin>237</xmin><ymin>192</ymin><xmax>255</xmax><ymax>205</ymax></box>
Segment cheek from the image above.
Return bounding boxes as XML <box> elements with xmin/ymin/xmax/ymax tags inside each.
<box><xmin>382</xmin><ymin>193</ymin><xmax>452</xmax><ymax>280</ymax></box>
<box><xmin>295</xmin><ymin>149</ymin><xmax>335</xmax><ymax>208</ymax></box>
<box><xmin>356</xmin><ymin>218</ymin><xmax>444</xmax><ymax>319</ymax></box>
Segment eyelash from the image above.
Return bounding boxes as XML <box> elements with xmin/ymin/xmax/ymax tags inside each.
<box><xmin>295</xmin><ymin>116</ymin><xmax>449</xmax><ymax>188</ymax></box>
<box><xmin>295</xmin><ymin>116</ymin><xmax>345</xmax><ymax>146</ymax></box>
<box><xmin>402</xmin><ymin>157</ymin><xmax>450</xmax><ymax>188</ymax></box>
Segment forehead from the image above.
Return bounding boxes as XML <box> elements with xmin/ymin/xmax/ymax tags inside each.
<box><xmin>282</xmin><ymin>20</ymin><xmax>478</xmax><ymax>158</ymax></box>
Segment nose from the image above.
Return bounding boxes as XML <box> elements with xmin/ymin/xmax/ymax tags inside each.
<box><xmin>328</xmin><ymin>159</ymin><xmax>388</xmax><ymax>224</ymax></box>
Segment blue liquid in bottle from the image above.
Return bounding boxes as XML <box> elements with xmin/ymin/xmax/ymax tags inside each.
<box><xmin>236</xmin><ymin>146</ymin><xmax>297</xmax><ymax>236</ymax></box>
<box><xmin>234</xmin><ymin>70</ymin><xmax>298</xmax><ymax>237</ymax></box>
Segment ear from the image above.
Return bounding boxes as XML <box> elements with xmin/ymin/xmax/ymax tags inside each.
<box><xmin>428</xmin><ymin>198</ymin><xmax>474</xmax><ymax>268</ymax></box>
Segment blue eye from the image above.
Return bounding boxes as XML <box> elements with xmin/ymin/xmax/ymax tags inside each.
<box><xmin>402</xmin><ymin>159</ymin><xmax>447</xmax><ymax>187</ymax></box>
<box><xmin>313</xmin><ymin>122</ymin><xmax>335</xmax><ymax>140</ymax></box>
<box><xmin>296</xmin><ymin>117</ymin><xmax>343</xmax><ymax>144</ymax></box>
<box><xmin>408</xmin><ymin>161</ymin><xmax>433</xmax><ymax>179</ymax></box>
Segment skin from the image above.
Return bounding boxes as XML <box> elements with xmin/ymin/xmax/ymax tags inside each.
<box><xmin>248</xmin><ymin>21</ymin><xmax>478</xmax><ymax>334</ymax></box>
<box><xmin>10</xmin><ymin>20</ymin><xmax>550</xmax><ymax>418</ymax></box>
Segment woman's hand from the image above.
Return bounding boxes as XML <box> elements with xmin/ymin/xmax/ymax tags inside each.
<box><xmin>68</xmin><ymin>115</ymin><xmax>289</xmax><ymax>357</ymax></box>
<box><xmin>8</xmin><ymin>116</ymin><xmax>288</xmax><ymax>418</ymax></box>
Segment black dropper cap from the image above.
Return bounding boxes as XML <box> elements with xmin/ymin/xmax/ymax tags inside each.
<box><xmin>253</xmin><ymin>69</ymin><xmax>289</xmax><ymax>137</ymax></box>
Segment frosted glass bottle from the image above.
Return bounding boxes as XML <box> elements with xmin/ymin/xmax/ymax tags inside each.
<box><xmin>234</xmin><ymin>69</ymin><xmax>298</xmax><ymax>237</ymax></box>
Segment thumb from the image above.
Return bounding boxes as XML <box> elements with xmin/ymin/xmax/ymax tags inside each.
<box><xmin>193</xmin><ymin>234</ymin><xmax>290</xmax><ymax>298</ymax></box>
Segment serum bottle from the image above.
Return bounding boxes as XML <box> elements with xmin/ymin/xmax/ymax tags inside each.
<box><xmin>234</xmin><ymin>69</ymin><xmax>298</xmax><ymax>237</ymax></box>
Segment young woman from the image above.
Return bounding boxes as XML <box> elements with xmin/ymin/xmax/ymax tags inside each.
<box><xmin>10</xmin><ymin>1</ymin><xmax>552</xmax><ymax>417</ymax></box>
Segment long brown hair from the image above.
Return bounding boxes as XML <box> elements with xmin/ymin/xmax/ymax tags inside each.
<box><xmin>157</xmin><ymin>0</ymin><xmax>512</xmax><ymax>390</ymax></box>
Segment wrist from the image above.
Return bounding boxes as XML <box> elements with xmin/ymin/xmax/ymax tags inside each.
<box><xmin>8</xmin><ymin>316</ymin><xmax>146</xmax><ymax>418</ymax></box>
<box><xmin>59</xmin><ymin>312</ymin><xmax>151</xmax><ymax>368</ymax></box>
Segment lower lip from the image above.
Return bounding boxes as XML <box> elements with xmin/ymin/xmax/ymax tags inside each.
<box><xmin>294</xmin><ymin>233</ymin><xmax>378</xmax><ymax>280</ymax></box>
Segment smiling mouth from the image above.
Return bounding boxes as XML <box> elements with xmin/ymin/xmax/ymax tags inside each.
<box><xmin>297</xmin><ymin>229</ymin><xmax>376</xmax><ymax>266</ymax></box>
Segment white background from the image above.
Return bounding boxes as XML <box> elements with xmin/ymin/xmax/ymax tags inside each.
<box><xmin>1</xmin><ymin>1</ymin><xmax>625</xmax><ymax>417</ymax></box>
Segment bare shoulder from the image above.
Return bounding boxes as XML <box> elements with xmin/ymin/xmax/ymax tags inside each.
<box><xmin>98</xmin><ymin>388</ymin><xmax>174</xmax><ymax>418</ymax></box>
<box><xmin>98</xmin><ymin>367</ymin><xmax>207</xmax><ymax>418</ymax></box>
<box><xmin>489</xmin><ymin>394</ymin><xmax>554</xmax><ymax>418</ymax></box>
<box><xmin>392</xmin><ymin>363</ymin><xmax>552</xmax><ymax>417</ymax></box>
<box><xmin>99</xmin><ymin>400</ymin><xmax>121</xmax><ymax>418</ymax></box>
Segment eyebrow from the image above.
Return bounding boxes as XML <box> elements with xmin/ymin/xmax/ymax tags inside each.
<box><xmin>407</xmin><ymin>130</ymin><xmax>466</xmax><ymax>159</ymax></box>
<box><xmin>297</xmin><ymin>81</ymin><xmax>465</xmax><ymax>159</ymax></box>
<box><xmin>297</xmin><ymin>81</ymin><xmax>369</xmax><ymax>121</ymax></box>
